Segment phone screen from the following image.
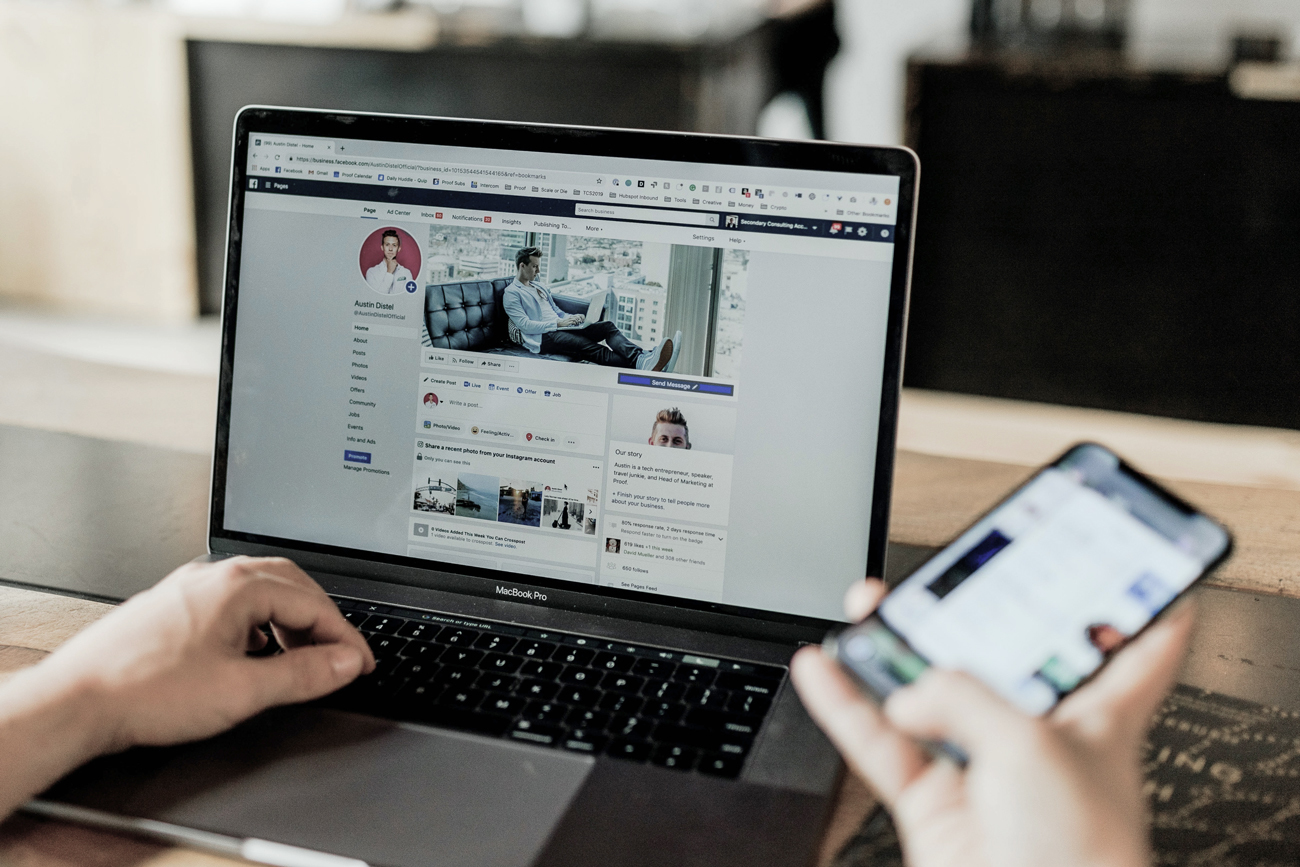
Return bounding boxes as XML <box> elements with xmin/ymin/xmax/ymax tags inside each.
<box><xmin>837</xmin><ymin>444</ymin><xmax>1231</xmax><ymax>715</ymax></box>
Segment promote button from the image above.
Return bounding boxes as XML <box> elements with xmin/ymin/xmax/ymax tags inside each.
<box><xmin>344</xmin><ymin>450</ymin><xmax>372</xmax><ymax>464</ymax></box>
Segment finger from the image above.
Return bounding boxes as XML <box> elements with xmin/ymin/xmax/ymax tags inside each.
<box><xmin>844</xmin><ymin>578</ymin><xmax>887</xmax><ymax>622</ymax></box>
<box><xmin>231</xmin><ymin>577</ymin><xmax>373</xmax><ymax>672</ymax></box>
<box><xmin>247</xmin><ymin>626</ymin><xmax>269</xmax><ymax>653</ymax></box>
<box><xmin>244</xmin><ymin>643</ymin><xmax>367</xmax><ymax>709</ymax></box>
<box><xmin>1053</xmin><ymin>600</ymin><xmax>1194</xmax><ymax>742</ymax></box>
<box><xmin>790</xmin><ymin>646</ymin><xmax>930</xmax><ymax>806</ymax></box>
<box><xmin>884</xmin><ymin>669</ymin><xmax>1034</xmax><ymax>758</ymax></box>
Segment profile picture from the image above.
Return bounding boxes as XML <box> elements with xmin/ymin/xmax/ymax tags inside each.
<box><xmin>605</xmin><ymin>538</ymin><xmax>621</xmax><ymax>554</ymax></box>
<box><xmin>423</xmin><ymin>393</ymin><xmax>439</xmax><ymax>407</ymax></box>
<box><xmin>359</xmin><ymin>226</ymin><xmax>422</xmax><ymax>295</ymax></box>
<box><xmin>725</xmin><ymin>214</ymin><xmax>739</xmax><ymax>229</ymax></box>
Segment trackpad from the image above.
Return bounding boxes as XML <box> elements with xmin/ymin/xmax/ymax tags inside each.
<box><xmin>44</xmin><ymin>707</ymin><xmax>593</xmax><ymax>867</ymax></box>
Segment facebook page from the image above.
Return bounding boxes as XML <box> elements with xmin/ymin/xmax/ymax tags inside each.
<box><xmin>223</xmin><ymin>133</ymin><xmax>902</xmax><ymax>621</ymax></box>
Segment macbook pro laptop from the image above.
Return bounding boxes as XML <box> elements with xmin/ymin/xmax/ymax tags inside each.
<box><xmin>41</xmin><ymin>107</ymin><xmax>918</xmax><ymax>867</ymax></box>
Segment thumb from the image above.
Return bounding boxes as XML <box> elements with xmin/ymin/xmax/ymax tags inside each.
<box><xmin>885</xmin><ymin>669</ymin><xmax>1034</xmax><ymax>759</ymax></box>
<box><xmin>249</xmin><ymin>643</ymin><xmax>366</xmax><ymax>709</ymax></box>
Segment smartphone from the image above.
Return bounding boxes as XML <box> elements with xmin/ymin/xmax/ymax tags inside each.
<box><xmin>827</xmin><ymin>443</ymin><xmax>1232</xmax><ymax>721</ymax></box>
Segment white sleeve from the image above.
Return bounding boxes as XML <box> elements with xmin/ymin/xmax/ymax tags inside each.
<box><xmin>365</xmin><ymin>264</ymin><xmax>395</xmax><ymax>293</ymax></box>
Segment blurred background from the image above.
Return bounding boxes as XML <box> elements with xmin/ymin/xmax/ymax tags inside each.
<box><xmin>2</xmin><ymin>0</ymin><xmax>1300</xmax><ymax>441</ymax></box>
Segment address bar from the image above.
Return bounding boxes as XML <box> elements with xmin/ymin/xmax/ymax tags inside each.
<box><xmin>575</xmin><ymin>203</ymin><xmax>719</xmax><ymax>228</ymax></box>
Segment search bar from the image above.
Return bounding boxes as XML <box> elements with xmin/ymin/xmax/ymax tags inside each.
<box><xmin>575</xmin><ymin>203</ymin><xmax>719</xmax><ymax>227</ymax></box>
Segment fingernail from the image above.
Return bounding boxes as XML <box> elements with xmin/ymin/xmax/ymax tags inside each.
<box><xmin>331</xmin><ymin>647</ymin><xmax>363</xmax><ymax>678</ymax></box>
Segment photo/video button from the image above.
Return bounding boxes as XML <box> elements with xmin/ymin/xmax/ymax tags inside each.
<box><xmin>419</xmin><ymin>419</ymin><xmax>466</xmax><ymax>435</ymax></box>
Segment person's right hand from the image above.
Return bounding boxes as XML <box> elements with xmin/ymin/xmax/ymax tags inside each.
<box><xmin>791</xmin><ymin>578</ymin><xmax>1192</xmax><ymax>867</ymax></box>
<box><xmin>33</xmin><ymin>556</ymin><xmax>374</xmax><ymax>756</ymax></box>
<box><xmin>560</xmin><ymin>315</ymin><xmax>584</xmax><ymax>327</ymax></box>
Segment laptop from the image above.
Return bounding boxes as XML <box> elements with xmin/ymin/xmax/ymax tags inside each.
<box><xmin>554</xmin><ymin>293</ymin><xmax>607</xmax><ymax>330</ymax></box>
<box><xmin>41</xmin><ymin>107</ymin><xmax>918</xmax><ymax>867</ymax></box>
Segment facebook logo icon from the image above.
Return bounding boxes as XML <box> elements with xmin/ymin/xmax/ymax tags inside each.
<box><xmin>274</xmin><ymin>166</ymin><xmax>281</xmax><ymax>174</ymax></box>
<box><xmin>248</xmin><ymin>179</ymin><xmax>258</xmax><ymax>189</ymax></box>
<box><xmin>333</xmin><ymin>171</ymin><xmax>339</xmax><ymax>177</ymax></box>
<box><xmin>378</xmin><ymin>173</ymin><xmax>385</xmax><ymax>181</ymax></box>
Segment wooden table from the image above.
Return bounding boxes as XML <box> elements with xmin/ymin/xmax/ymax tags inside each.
<box><xmin>5</xmin><ymin>342</ymin><xmax>1300</xmax><ymax>865</ymax></box>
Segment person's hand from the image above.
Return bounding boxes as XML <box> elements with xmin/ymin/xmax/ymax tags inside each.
<box><xmin>386</xmin><ymin>258</ymin><xmax>397</xmax><ymax>273</ymax></box>
<box><xmin>32</xmin><ymin>556</ymin><xmax>374</xmax><ymax>755</ymax></box>
<box><xmin>561</xmin><ymin>315</ymin><xmax>584</xmax><ymax>327</ymax></box>
<box><xmin>791</xmin><ymin>578</ymin><xmax>1192</xmax><ymax>867</ymax></box>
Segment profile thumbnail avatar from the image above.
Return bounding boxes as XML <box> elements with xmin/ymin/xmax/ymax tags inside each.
<box><xmin>649</xmin><ymin>407</ymin><xmax>690</xmax><ymax>449</ymax></box>
<box><xmin>359</xmin><ymin>226</ymin><xmax>421</xmax><ymax>295</ymax></box>
<box><xmin>423</xmin><ymin>392</ymin><xmax>439</xmax><ymax>408</ymax></box>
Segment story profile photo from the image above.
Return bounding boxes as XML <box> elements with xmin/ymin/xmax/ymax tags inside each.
<box><xmin>358</xmin><ymin>226</ymin><xmax>422</xmax><ymax>296</ymax></box>
<box><xmin>423</xmin><ymin>392</ymin><xmax>439</xmax><ymax>408</ymax></box>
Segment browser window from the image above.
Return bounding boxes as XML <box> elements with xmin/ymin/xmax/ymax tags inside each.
<box><xmin>223</xmin><ymin>133</ymin><xmax>903</xmax><ymax>622</ymax></box>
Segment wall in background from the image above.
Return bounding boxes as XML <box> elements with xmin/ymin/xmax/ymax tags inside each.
<box><xmin>0</xmin><ymin>2</ymin><xmax>198</xmax><ymax>322</ymax></box>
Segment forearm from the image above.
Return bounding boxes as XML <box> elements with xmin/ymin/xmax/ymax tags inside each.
<box><xmin>0</xmin><ymin>666</ymin><xmax>110</xmax><ymax>820</ymax></box>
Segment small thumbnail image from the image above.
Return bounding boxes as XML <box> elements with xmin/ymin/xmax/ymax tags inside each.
<box><xmin>413</xmin><ymin>476</ymin><xmax>455</xmax><ymax>515</ymax></box>
<box><xmin>499</xmin><ymin>479</ymin><xmax>543</xmax><ymax>527</ymax></box>
<box><xmin>455</xmin><ymin>473</ymin><xmax>499</xmax><ymax>521</ymax></box>
<box><xmin>542</xmin><ymin>496</ymin><xmax>585</xmax><ymax>532</ymax></box>
<box><xmin>605</xmin><ymin>537</ymin><xmax>621</xmax><ymax>554</ymax></box>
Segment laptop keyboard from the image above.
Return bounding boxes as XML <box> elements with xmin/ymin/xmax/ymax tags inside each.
<box><xmin>316</xmin><ymin>596</ymin><xmax>786</xmax><ymax>779</ymax></box>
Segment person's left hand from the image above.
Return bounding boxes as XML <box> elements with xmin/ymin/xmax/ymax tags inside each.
<box><xmin>562</xmin><ymin>315</ymin><xmax>585</xmax><ymax>327</ymax></box>
<box><xmin>34</xmin><ymin>556</ymin><xmax>374</xmax><ymax>754</ymax></box>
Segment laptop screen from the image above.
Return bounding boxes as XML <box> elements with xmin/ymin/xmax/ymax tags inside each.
<box><xmin>219</xmin><ymin>119</ymin><xmax>911</xmax><ymax>624</ymax></box>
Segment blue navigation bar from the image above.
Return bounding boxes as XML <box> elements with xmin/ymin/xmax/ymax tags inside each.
<box><xmin>617</xmin><ymin>373</ymin><xmax>735</xmax><ymax>396</ymax></box>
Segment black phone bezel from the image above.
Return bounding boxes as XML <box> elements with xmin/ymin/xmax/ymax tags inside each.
<box><xmin>208</xmin><ymin>106</ymin><xmax>920</xmax><ymax>647</ymax></box>
<box><xmin>836</xmin><ymin>441</ymin><xmax>1234</xmax><ymax>706</ymax></box>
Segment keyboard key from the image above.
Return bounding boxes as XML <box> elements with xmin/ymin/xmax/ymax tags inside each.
<box><xmin>565</xmin><ymin>707</ymin><xmax>610</xmax><ymax>730</ymax></box>
<box><xmin>397</xmin><ymin>620</ymin><xmax>439</xmax><ymax>641</ymax></box>
<box><xmin>522</xmin><ymin>701</ymin><xmax>570</xmax><ymax>723</ymax></box>
<box><xmin>606</xmin><ymin>739</ymin><xmax>651</xmax><ymax>762</ymax></box>
<box><xmin>555</xmin><ymin>647</ymin><xmax>595</xmax><ymax>667</ymax></box>
<box><xmin>562</xmin><ymin>728</ymin><xmax>608</xmax><ymax>754</ymax></box>
<box><xmin>673</xmin><ymin>665</ymin><xmax>717</xmax><ymax>686</ymax></box>
<box><xmin>652</xmin><ymin>744</ymin><xmax>698</xmax><ymax>771</ymax></box>
<box><xmin>366</xmin><ymin>634</ymin><xmax>410</xmax><ymax>657</ymax></box>
<box><xmin>643</xmin><ymin>680</ymin><xmax>686</xmax><ymax>702</ymax></box>
<box><xmin>439</xmin><ymin>647</ymin><xmax>484</xmax><ymax>667</ymax></box>
<box><xmin>599</xmin><ymin>693</ymin><xmax>643</xmax><ymax>715</ymax></box>
<box><xmin>483</xmin><ymin>694</ymin><xmax>525</xmax><ymax>715</ymax></box>
<box><xmin>393</xmin><ymin>658</ymin><xmax>438</xmax><ymax>682</ymax></box>
<box><xmin>371</xmin><ymin>656</ymin><xmax>401</xmax><ymax>678</ymax></box>
<box><xmin>341</xmin><ymin>609</ymin><xmax>368</xmax><ymax>626</ymax></box>
<box><xmin>408</xmin><ymin>705</ymin><xmax>512</xmax><ymax>737</ymax></box>
<box><xmin>726</xmin><ymin>692</ymin><xmax>772</xmax><ymax>717</ymax></box>
<box><xmin>479</xmin><ymin>653</ymin><xmax>523</xmax><ymax>674</ymax></box>
<box><xmin>642</xmin><ymin>701</ymin><xmax>686</xmax><ymax>722</ymax></box>
<box><xmin>432</xmin><ymin>666</ymin><xmax>477</xmax><ymax>688</ymax></box>
<box><xmin>393</xmin><ymin>681</ymin><xmax>443</xmax><ymax>708</ymax></box>
<box><xmin>439</xmin><ymin>628</ymin><xmax>480</xmax><ymax>646</ymax></box>
<box><xmin>602</xmin><ymin>673</ymin><xmax>645</xmax><ymax>694</ymax></box>
<box><xmin>437</xmin><ymin>688</ymin><xmax>484</xmax><ymax>710</ymax></box>
<box><xmin>684</xmin><ymin>708</ymin><xmax>760</xmax><ymax>738</ymax></box>
<box><xmin>512</xmin><ymin>640</ymin><xmax>556</xmax><ymax>659</ymax></box>
<box><xmin>653</xmin><ymin>723</ymin><xmax>753</xmax><ymax>756</ymax></box>
<box><xmin>698</xmin><ymin>752</ymin><xmax>744</xmax><ymax>778</ymax></box>
<box><xmin>556</xmin><ymin>685</ymin><xmax>599</xmax><ymax>707</ymax></box>
<box><xmin>517</xmin><ymin>661</ymin><xmax>562</xmax><ymax>680</ymax></box>
<box><xmin>360</xmin><ymin>615</ymin><xmax>404</xmax><ymax>635</ymax></box>
<box><xmin>401</xmin><ymin>640</ymin><xmax>441</xmax><ymax>661</ymax></box>
<box><xmin>518</xmin><ymin>679</ymin><xmax>560</xmax><ymax>701</ymax></box>
<box><xmin>685</xmin><ymin>685</ymin><xmax>730</xmax><ymax>711</ymax></box>
<box><xmin>474</xmin><ymin>634</ymin><xmax>518</xmax><ymax>654</ymax></box>
<box><xmin>717</xmin><ymin>672</ymin><xmax>781</xmax><ymax>698</ymax></box>
<box><xmin>511</xmin><ymin>719</ymin><xmax>566</xmax><ymax>746</ymax></box>
<box><xmin>632</xmin><ymin>659</ymin><xmax>677</xmax><ymax>679</ymax></box>
<box><xmin>558</xmin><ymin>667</ymin><xmax>598</xmax><ymax>686</ymax></box>
<box><xmin>475</xmin><ymin>673</ymin><xmax>519</xmax><ymax>693</ymax></box>
<box><xmin>593</xmin><ymin>652</ymin><xmax>634</xmax><ymax>673</ymax></box>
<box><xmin>609</xmin><ymin>715</ymin><xmax>652</xmax><ymax>739</ymax></box>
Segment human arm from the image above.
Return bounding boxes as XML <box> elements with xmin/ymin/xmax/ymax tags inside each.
<box><xmin>0</xmin><ymin>556</ymin><xmax>373</xmax><ymax>821</ymax></box>
<box><xmin>502</xmin><ymin>285</ymin><xmax>561</xmax><ymax>335</ymax></box>
<box><xmin>365</xmin><ymin>264</ymin><xmax>395</xmax><ymax>293</ymax></box>
<box><xmin>791</xmin><ymin>578</ymin><xmax>1191</xmax><ymax>867</ymax></box>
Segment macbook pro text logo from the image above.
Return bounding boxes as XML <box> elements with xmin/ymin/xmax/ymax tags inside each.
<box><xmin>496</xmin><ymin>585</ymin><xmax>547</xmax><ymax>603</ymax></box>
